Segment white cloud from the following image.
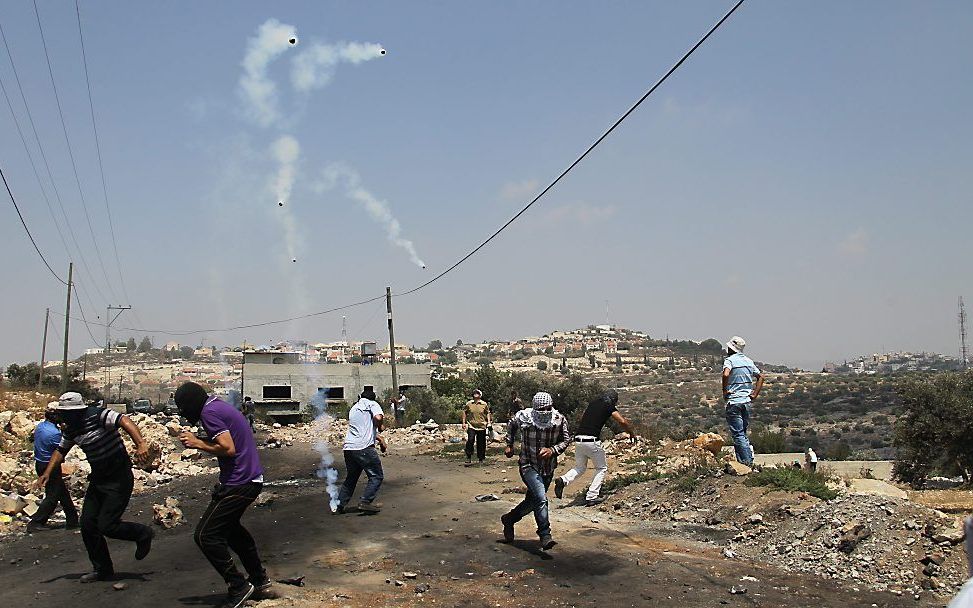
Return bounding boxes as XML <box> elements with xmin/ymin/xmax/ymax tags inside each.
<box><xmin>499</xmin><ymin>178</ymin><xmax>539</xmax><ymax>202</ymax></box>
<box><xmin>838</xmin><ymin>228</ymin><xmax>869</xmax><ymax>256</ymax></box>
<box><xmin>545</xmin><ymin>201</ymin><xmax>616</xmax><ymax>224</ymax></box>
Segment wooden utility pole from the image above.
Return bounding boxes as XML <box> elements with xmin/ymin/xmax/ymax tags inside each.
<box><xmin>105</xmin><ymin>305</ymin><xmax>131</xmax><ymax>403</ymax></box>
<box><xmin>386</xmin><ymin>286</ymin><xmax>398</xmax><ymax>397</ymax></box>
<box><xmin>60</xmin><ymin>263</ymin><xmax>73</xmax><ymax>394</ymax></box>
<box><xmin>38</xmin><ymin>307</ymin><xmax>49</xmax><ymax>389</ymax></box>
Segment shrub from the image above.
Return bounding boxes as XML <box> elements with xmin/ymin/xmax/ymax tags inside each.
<box><xmin>751</xmin><ymin>428</ymin><xmax>787</xmax><ymax>453</ymax></box>
<box><xmin>745</xmin><ymin>467</ymin><xmax>838</xmax><ymax>501</ymax></box>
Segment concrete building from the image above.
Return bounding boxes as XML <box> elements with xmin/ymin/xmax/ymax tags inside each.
<box><xmin>242</xmin><ymin>351</ymin><xmax>431</xmax><ymax>418</ymax></box>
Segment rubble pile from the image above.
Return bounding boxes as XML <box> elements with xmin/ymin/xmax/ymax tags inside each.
<box><xmin>152</xmin><ymin>496</ymin><xmax>185</xmax><ymax>528</ymax></box>
<box><xmin>599</xmin><ymin>434</ymin><xmax>970</xmax><ymax>599</ymax></box>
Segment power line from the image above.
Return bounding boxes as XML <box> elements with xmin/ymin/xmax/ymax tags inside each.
<box><xmin>1</xmin><ymin>164</ymin><xmax>67</xmax><ymax>284</ymax></box>
<box><xmin>74</xmin><ymin>0</ymin><xmax>131</xmax><ymax>306</ymax></box>
<box><xmin>0</xmin><ymin>20</ymin><xmax>112</xmax><ymax>307</ymax></box>
<box><xmin>32</xmin><ymin>0</ymin><xmax>119</xmax><ymax>303</ymax></box>
<box><xmin>45</xmin><ymin>0</ymin><xmax>746</xmax><ymax>337</ymax></box>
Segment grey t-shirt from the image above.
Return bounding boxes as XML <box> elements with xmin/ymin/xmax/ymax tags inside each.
<box><xmin>343</xmin><ymin>398</ymin><xmax>384</xmax><ymax>451</ymax></box>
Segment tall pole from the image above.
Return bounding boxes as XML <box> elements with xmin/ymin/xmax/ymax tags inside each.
<box><xmin>61</xmin><ymin>263</ymin><xmax>73</xmax><ymax>394</ymax></box>
<box><xmin>105</xmin><ymin>305</ymin><xmax>131</xmax><ymax>403</ymax></box>
<box><xmin>38</xmin><ymin>307</ymin><xmax>49</xmax><ymax>389</ymax></box>
<box><xmin>386</xmin><ymin>286</ymin><xmax>398</xmax><ymax>397</ymax></box>
<box><xmin>961</xmin><ymin>296</ymin><xmax>969</xmax><ymax>370</ymax></box>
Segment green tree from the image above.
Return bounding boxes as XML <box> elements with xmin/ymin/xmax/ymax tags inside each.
<box><xmin>893</xmin><ymin>371</ymin><xmax>973</xmax><ymax>486</ymax></box>
<box><xmin>179</xmin><ymin>346</ymin><xmax>195</xmax><ymax>359</ymax></box>
<box><xmin>138</xmin><ymin>336</ymin><xmax>153</xmax><ymax>353</ymax></box>
<box><xmin>126</xmin><ymin>337</ymin><xmax>137</xmax><ymax>351</ymax></box>
<box><xmin>536</xmin><ymin>360</ymin><xmax>548</xmax><ymax>371</ymax></box>
<box><xmin>427</xmin><ymin>340</ymin><xmax>443</xmax><ymax>352</ymax></box>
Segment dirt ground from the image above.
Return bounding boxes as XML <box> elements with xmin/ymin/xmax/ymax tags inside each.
<box><xmin>0</xmin><ymin>442</ymin><xmax>950</xmax><ymax>608</ymax></box>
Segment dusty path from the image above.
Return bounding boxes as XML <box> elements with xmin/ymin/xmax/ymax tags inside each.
<box><xmin>0</xmin><ymin>443</ymin><xmax>944</xmax><ymax>607</ymax></box>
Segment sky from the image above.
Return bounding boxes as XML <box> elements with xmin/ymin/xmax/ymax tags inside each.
<box><xmin>1</xmin><ymin>1</ymin><xmax>971</xmax><ymax>372</ymax></box>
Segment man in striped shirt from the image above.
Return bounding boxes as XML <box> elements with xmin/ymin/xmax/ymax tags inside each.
<box><xmin>501</xmin><ymin>392</ymin><xmax>570</xmax><ymax>550</ymax></box>
<box><xmin>37</xmin><ymin>392</ymin><xmax>154</xmax><ymax>583</ymax></box>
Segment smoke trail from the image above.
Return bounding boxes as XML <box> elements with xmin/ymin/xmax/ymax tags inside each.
<box><xmin>291</xmin><ymin>41</ymin><xmax>385</xmax><ymax>92</ymax></box>
<box><xmin>318</xmin><ymin>163</ymin><xmax>427</xmax><ymax>268</ymax></box>
<box><xmin>239</xmin><ymin>19</ymin><xmax>299</xmax><ymax>128</ymax></box>
<box><xmin>310</xmin><ymin>390</ymin><xmax>341</xmax><ymax>512</ymax></box>
<box><xmin>271</xmin><ymin>135</ymin><xmax>302</xmax><ymax>262</ymax></box>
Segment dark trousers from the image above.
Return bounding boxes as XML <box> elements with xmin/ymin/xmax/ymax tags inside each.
<box><xmin>31</xmin><ymin>461</ymin><xmax>78</xmax><ymax>527</ymax></box>
<box><xmin>194</xmin><ymin>482</ymin><xmax>266</xmax><ymax>590</ymax></box>
<box><xmin>338</xmin><ymin>447</ymin><xmax>384</xmax><ymax>506</ymax></box>
<box><xmin>466</xmin><ymin>428</ymin><xmax>486</xmax><ymax>461</ymax></box>
<box><xmin>80</xmin><ymin>469</ymin><xmax>152</xmax><ymax>574</ymax></box>
<box><xmin>506</xmin><ymin>465</ymin><xmax>553</xmax><ymax>538</ymax></box>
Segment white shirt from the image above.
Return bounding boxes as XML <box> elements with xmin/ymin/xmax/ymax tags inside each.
<box><xmin>343</xmin><ymin>398</ymin><xmax>384</xmax><ymax>451</ymax></box>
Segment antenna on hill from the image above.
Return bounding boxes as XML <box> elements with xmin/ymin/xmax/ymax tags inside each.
<box><xmin>341</xmin><ymin>315</ymin><xmax>347</xmax><ymax>341</ymax></box>
<box><xmin>605</xmin><ymin>300</ymin><xmax>610</xmax><ymax>327</ymax></box>
<box><xmin>960</xmin><ymin>296</ymin><xmax>969</xmax><ymax>370</ymax></box>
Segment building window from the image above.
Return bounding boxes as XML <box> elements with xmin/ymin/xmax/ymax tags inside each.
<box><xmin>262</xmin><ymin>385</ymin><xmax>292</xmax><ymax>399</ymax></box>
<box><xmin>324</xmin><ymin>387</ymin><xmax>344</xmax><ymax>399</ymax></box>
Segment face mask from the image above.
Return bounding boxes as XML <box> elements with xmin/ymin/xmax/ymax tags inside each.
<box><xmin>58</xmin><ymin>409</ymin><xmax>86</xmax><ymax>432</ymax></box>
<box><xmin>532</xmin><ymin>408</ymin><xmax>553</xmax><ymax>428</ymax></box>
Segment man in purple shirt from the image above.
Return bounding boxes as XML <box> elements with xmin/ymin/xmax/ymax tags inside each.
<box><xmin>175</xmin><ymin>382</ymin><xmax>270</xmax><ymax>608</ymax></box>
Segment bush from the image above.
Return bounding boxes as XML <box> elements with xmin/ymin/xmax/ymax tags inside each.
<box><xmin>893</xmin><ymin>371</ymin><xmax>973</xmax><ymax>486</ymax></box>
<box><xmin>746</xmin><ymin>467</ymin><xmax>838</xmax><ymax>501</ymax></box>
<box><xmin>751</xmin><ymin>428</ymin><xmax>787</xmax><ymax>454</ymax></box>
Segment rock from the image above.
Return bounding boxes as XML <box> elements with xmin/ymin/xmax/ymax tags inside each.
<box><xmin>7</xmin><ymin>412</ymin><xmax>34</xmax><ymax>439</ymax></box>
<box><xmin>165</xmin><ymin>423</ymin><xmax>183</xmax><ymax>437</ymax></box>
<box><xmin>112</xmin><ymin>582</ymin><xmax>128</xmax><ymax>591</ymax></box>
<box><xmin>180</xmin><ymin>448</ymin><xmax>201</xmax><ymax>461</ymax></box>
<box><xmin>403</xmin><ymin>572</ymin><xmax>418</xmax><ymax>579</ymax></box>
<box><xmin>672</xmin><ymin>510</ymin><xmax>699</xmax><ymax>522</ymax></box>
<box><xmin>838</xmin><ymin>522</ymin><xmax>872</xmax><ymax>553</ymax></box>
<box><xmin>730</xmin><ymin>586</ymin><xmax>747</xmax><ymax>595</ymax></box>
<box><xmin>926</xmin><ymin>521</ymin><xmax>966</xmax><ymax>545</ymax></box>
<box><xmin>415</xmin><ymin>583</ymin><xmax>430</xmax><ymax>594</ymax></box>
<box><xmin>152</xmin><ymin>496</ymin><xmax>185</xmax><ymax>529</ymax></box>
<box><xmin>692</xmin><ymin>433</ymin><xmax>724</xmax><ymax>455</ymax></box>
<box><xmin>254</xmin><ymin>493</ymin><xmax>277</xmax><ymax>507</ymax></box>
<box><xmin>60</xmin><ymin>463</ymin><xmax>78</xmax><ymax>477</ymax></box>
<box><xmin>0</xmin><ymin>493</ymin><xmax>28</xmax><ymax>515</ymax></box>
<box><xmin>921</xmin><ymin>552</ymin><xmax>946</xmax><ymax>567</ymax></box>
<box><xmin>724</xmin><ymin>461</ymin><xmax>752</xmax><ymax>476</ymax></box>
<box><xmin>747</xmin><ymin>514</ymin><xmax>763</xmax><ymax>525</ymax></box>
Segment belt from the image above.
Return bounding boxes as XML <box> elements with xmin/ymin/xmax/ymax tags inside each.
<box><xmin>574</xmin><ymin>436</ymin><xmax>598</xmax><ymax>442</ymax></box>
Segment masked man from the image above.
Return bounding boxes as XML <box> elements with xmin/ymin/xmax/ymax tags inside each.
<box><xmin>502</xmin><ymin>392</ymin><xmax>570</xmax><ymax>550</ymax></box>
<box><xmin>37</xmin><ymin>392</ymin><xmax>154</xmax><ymax>583</ymax></box>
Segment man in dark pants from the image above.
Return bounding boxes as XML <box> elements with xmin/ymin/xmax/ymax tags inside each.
<box><xmin>463</xmin><ymin>389</ymin><xmax>491</xmax><ymax>465</ymax></box>
<box><xmin>175</xmin><ymin>382</ymin><xmax>270</xmax><ymax>608</ymax></box>
<box><xmin>501</xmin><ymin>392</ymin><xmax>570</xmax><ymax>550</ymax></box>
<box><xmin>337</xmin><ymin>388</ymin><xmax>386</xmax><ymax>514</ymax></box>
<box><xmin>242</xmin><ymin>396</ymin><xmax>256</xmax><ymax>433</ymax></box>
<box><xmin>27</xmin><ymin>403</ymin><xmax>78</xmax><ymax>532</ymax></box>
<box><xmin>37</xmin><ymin>392</ymin><xmax>154</xmax><ymax>583</ymax></box>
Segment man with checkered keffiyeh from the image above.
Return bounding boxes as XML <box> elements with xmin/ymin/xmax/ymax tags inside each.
<box><xmin>500</xmin><ymin>392</ymin><xmax>570</xmax><ymax>550</ymax></box>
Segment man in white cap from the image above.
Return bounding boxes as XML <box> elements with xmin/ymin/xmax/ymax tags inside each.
<box><xmin>37</xmin><ymin>392</ymin><xmax>154</xmax><ymax>583</ymax></box>
<box><xmin>722</xmin><ymin>336</ymin><xmax>764</xmax><ymax>466</ymax></box>
<box><xmin>501</xmin><ymin>392</ymin><xmax>570</xmax><ymax>550</ymax></box>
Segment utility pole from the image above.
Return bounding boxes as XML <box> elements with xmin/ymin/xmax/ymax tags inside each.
<box><xmin>38</xmin><ymin>307</ymin><xmax>49</xmax><ymax>389</ymax></box>
<box><xmin>61</xmin><ymin>263</ymin><xmax>73</xmax><ymax>393</ymax></box>
<box><xmin>105</xmin><ymin>304</ymin><xmax>131</xmax><ymax>403</ymax></box>
<box><xmin>960</xmin><ymin>296</ymin><xmax>969</xmax><ymax>370</ymax></box>
<box><xmin>386</xmin><ymin>286</ymin><xmax>398</xmax><ymax>397</ymax></box>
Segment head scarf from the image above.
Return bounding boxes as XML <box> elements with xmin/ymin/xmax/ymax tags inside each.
<box><xmin>530</xmin><ymin>392</ymin><xmax>554</xmax><ymax>429</ymax></box>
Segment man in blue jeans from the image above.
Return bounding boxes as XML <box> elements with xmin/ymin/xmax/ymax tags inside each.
<box><xmin>337</xmin><ymin>389</ymin><xmax>386</xmax><ymax>514</ymax></box>
<box><xmin>501</xmin><ymin>392</ymin><xmax>570</xmax><ymax>550</ymax></box>
<box><xmin>722</xmin><ymin>336</ymin><xmax>764</xmax><ymax>466</ymax></box>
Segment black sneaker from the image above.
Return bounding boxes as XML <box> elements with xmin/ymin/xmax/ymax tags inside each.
<box><xmin>539</xmin><ymin>535</ymin><xmax>557</xmax><ymax>551</ymax></box>
<box><xmin>584</xmin><ymin>497</ymin><xmax>605</xmax><ymax>507</ymax></box>
<box><xmin>220</xmin><ymin>583</ymin><xmax>254</xmax><ymax>608</ymax></box>
<box><xmin>250</xmin><ymin>577</ymin><xmax>273</xmax><ymax>598</ymax></box>
<box><xmin>135</xmin><ymin>528</ymin><xmax>154</xmax><ymax>560</ymax></box>
<box><xmin>500</xmin><ymin>513</ymin><xmax>515</xmax><ymax>543</ymax></box>
<box><xmin>80</xmin><ymin>570</ymin><xmax>113</xmax><ymax>583</ymax></box>
<box><xmin>554</xmin><ymin>477</ymin><xmax>565</xmax><ymax>499</ymax></box>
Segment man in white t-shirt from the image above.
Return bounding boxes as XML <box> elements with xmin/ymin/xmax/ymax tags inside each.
<box><xmin>337</xmin><ymin>389</ymin><xmax>386</xmax><ymax>514</ymax></box>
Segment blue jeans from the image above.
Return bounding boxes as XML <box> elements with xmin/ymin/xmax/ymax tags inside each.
<box><xmin>338</xmin><ymin>447</ymin><xmax>384</xmax><ymax>506</ymax></box>
<box><xmin>507</xmin><ymin>465</ymin><xmax>553</xmax><ymax>538</ymax></box>
<box><xmin>725</xmin><ymin>402</ymin><xmax>753</xmax><ymax>465</ymax></box>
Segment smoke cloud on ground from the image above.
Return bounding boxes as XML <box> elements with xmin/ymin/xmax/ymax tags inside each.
<box><xmin>310</xmin><ymin>390</ymin><xmax>341</xmax><ymax>512</ymax></box>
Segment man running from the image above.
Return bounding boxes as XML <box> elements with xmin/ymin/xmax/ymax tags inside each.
<box><xmin>463</xmin><ymin>389</ymin><xmax>491</xmax><ymax>465</ymax></box>
<box><xmin>27</xmin><ymin>403</ymin><xmax>78</xmax><ymax>532</ymax></box>
<box><xmin>37</xmin><ymin>392</ymin><xmax>154</xmax><ymax>583</ymax></box>
<box><xmin>337</xmin><ymin>388</ymin><xmax>386</xmax><ymax>514</ymax></box>
<box><xmin>242</xmin><ymin>396</ymin><xmax>256</xmax><ymax>433</ymax></box>
<box><xmin>722</xmin><ymin>336</ymin><xmax>764</xmax><ymax>466</ymax></box>
<box><xmin>501</xmin><ymin>392</ymin><xmax>570</xmax><ymax>550</ymax></box>
<box><xmin>175</xmin><ymin>381</ymin><xmax>270</xmax><ymax>608</ymax></box>
<box><xmin>554</xmin><ymin>389</ymin><xmax>634</xmax><ymax>506</ymax></box>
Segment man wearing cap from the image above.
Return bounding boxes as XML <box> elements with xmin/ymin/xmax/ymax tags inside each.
<box><xmin>554</xmin><ymin>389</ymin><xmax>635</xmax><ymax>507</ymax></box>
<box><xmin>463</xmin><ymin>389</ymin><xmax>491</xmax><ymax>466</ymax></box>
<box><xmin>722</xmin><ymin>336</ymin><xmax>764</xmax><ymax>466</ymax></box>
<box><xmin>37</xmin><ymin>392</ymin><xmax>154</xmax><ymax>583</ymax></box>
<box><xmin>336</xmin><ymin>388</ymin><xmax>386</xmax><ymax>514</ymax></box>
<box><xmin>174</xmin><ymin>381</ymin><xmax>270</xmax><ymax>608</ymax></box>
<box><xmin>27</xmin><ymin>403</ymin><xmax>78</xmax><ymax>532</ymax></box>
<box><xmin>501</xmin><ymin>392</ymin><xmax>570</xmax><ymax>550</ymax></box>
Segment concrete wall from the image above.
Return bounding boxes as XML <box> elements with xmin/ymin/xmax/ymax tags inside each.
<box><xmin>242</xmin><ymin>362</ymin><xmax>431</xmax><ymax>414</ymax></box>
